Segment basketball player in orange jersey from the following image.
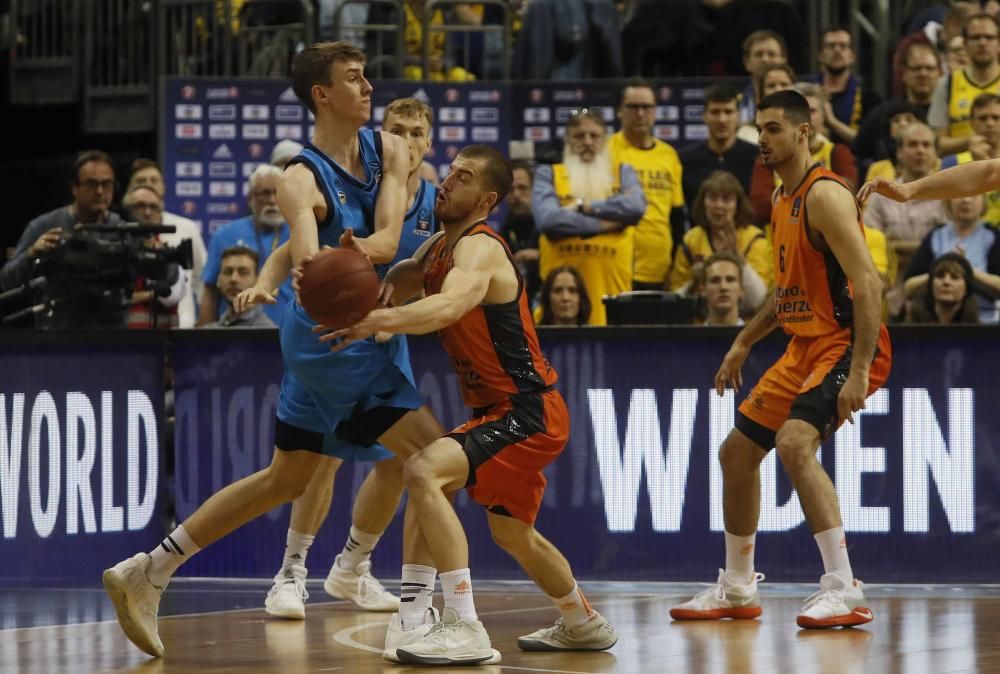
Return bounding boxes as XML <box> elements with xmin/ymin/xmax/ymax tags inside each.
<box><xmin>323</xmin><ymin>145</ymin><xmax>617</xmax><ymax>664</ymax></box>
<box><xmin>671</xmin><ymin>90</ymin><xmax>892</xmax><ymax>629</ymax></box>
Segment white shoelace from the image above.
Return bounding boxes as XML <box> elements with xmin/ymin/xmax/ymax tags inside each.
<box><xmin>270</xmin><ymin>573</ymin><xmax>308</xmax><ymax>600</ymax></box>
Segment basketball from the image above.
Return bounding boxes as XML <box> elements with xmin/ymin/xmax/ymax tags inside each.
<box><xmin>298</xmin><ymin>247</ymin><xmax>380</xmax><ymax>329</ymax></box>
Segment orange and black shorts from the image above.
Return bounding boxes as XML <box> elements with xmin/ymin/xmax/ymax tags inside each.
<box><xmin>447</xmin><ymin>388</ymin><xmax>569</xmax><ymax>524</ymax></box>
<box><xmin>736</xmin><ymin>325</ymin><xmax>892</xmax><ymax>450</ymax></box>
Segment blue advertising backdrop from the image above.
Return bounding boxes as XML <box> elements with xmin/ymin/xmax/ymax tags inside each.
<box><xmin>0</xmin><ymin>336</ymin><xmax>165</xmax><ymax>581</ymax></box>
<box><xmin>171</xmin><ymin>327</ymin><xmax>1000</xmax><ymax>583</ymax></box>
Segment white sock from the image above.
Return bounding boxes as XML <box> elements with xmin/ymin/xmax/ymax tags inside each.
<box><xmin>337</xmin><ymin>526</ymin><xmax>381</xmax><ymax>570</ymax></box>
<box><xmin>148</xmin><ymin>524</ymin><xmax>201</xmax><ymax>587</ymax></box>
<box><xmin>724</xmin><ymin>531</ymin><xmax>757</xmax><ymax>585</ymax></box>
<box><xmin>399</xmin><ymin>564</ymin><xmax>436</xmax><ymax>630</ymax></box>
<box><xmin>439</xmin><ymin>568</ymin><xmax>477</xmax><ymax>622</ymax></box>
<box><xmin>552</xmin><ymin>582</ymin><xmax>595</xmax><ymax>628</ymax></box>
<box><xmin>814</xmin><ymin>527</ymin><xmax>853</xmax><ymax>585</ymax></box>
<box><xmin>282</xmin><ymin>529</ymin><xmax>314</xmax><ymax>569</ymax></box>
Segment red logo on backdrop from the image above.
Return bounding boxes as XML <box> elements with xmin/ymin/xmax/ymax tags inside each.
<box><xmin>490</xmin><ymin>90</ymin><xmax>500</xmax><ymax>102</ymax></box>
<box><xmin>229</xmin><ymin>202</ymin><xmax>240</xmax><ymax>213</ymax></box>
<box><xmin>659</xmin><ymin>87</ymin><xmax>673</xmax><ymax>102</ymax></box>
<box><xmin>229</xmin><ymin>86</ymin><xmax>239</xmax><ymax>98</ymax></box>
<box><xmin>530</xmin><ymin>88</ymin><xmax>544</xmax><ymax>103</ymax></box>
<box><xmin>445</xmin><ymin>146</ymin><xmax>459</xmax><ymax>159</ymax></box>
<box><xmin>248</xmin><ymin>143</ymin><xmax>263</xmax><ymax>158</ymax></box>
<box><xmin>182</xmin><ymin>200</ymin><xmax>198</xmax><ymax>215</ymax></box>
<box><xmin>446</xmin><ymin>89</ymin><xmax>460</xmax><ymax>103</ymax></box>
<box><xmin>181</xmin><ymin>86</ymin><xmax>196</xmax><ymax>100</ymax></box>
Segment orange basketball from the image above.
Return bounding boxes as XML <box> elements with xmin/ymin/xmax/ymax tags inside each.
<box><xmin>298</xmin><ymin>248</ymin><xmax>380</xmax><ymax>329</ymax></box>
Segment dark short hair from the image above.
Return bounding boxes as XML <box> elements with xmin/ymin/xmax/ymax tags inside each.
<box><xmin>539</xmin><ymin>265</ymin><xmax>591</xmax><ymax>326</ymax></box>
<box><xmin>617</xmin><ymin>76</ymin><xmax>655</xmax><ymax>107</ymax></box>
<box><xmin>903</xmin><ymin>41</ymin><xmax>940</xmax><ymax>69</ymax></box>
<box><xmin>963</xmin><ymin>12</ymin><xmax>1000</xmax><ymax>40</ymax></box>
<box><xmin>291</xmin><ymin>41</ymin><xmax>367</xmax><ymax>114</ymax></box>
<box><xmin>757</xmin><ymin>89</ymin><xmax>811</xmax><ymax>126</ymax></box>
<box><xmin>742</xmin><ymin>30</ymin><xmax>787</xmax><ymax>57</ymax></box>
<box><xmin>220</xmin><ymin>244</ymin><xmax>260</xmax><ymax>267</ymax></box>
<box><xmin>457</xmin><ymin>144</ymin><xmax>513</xmax><ymax>207</ymax></box>
<box><xmin>510</xmin><ymin>159</ymin><xmax>535</xmax><ymax>180</ymax></box>
<box><xmin>972</xmin><ymin>92</ymin><xmax>1000</xmax><ymax>114</ymax></box>
<box><xmin>130</xmin><ymin>158</ymin><xmax>162</xmax><ymax>178</ymax></box>
<box><xmin>704</xmin><ymin>83</ymin><xmax>742</xmax><ymax>106</ymax></box>
<box><xmin>820</xmin><ymin>25</ymin><xmax>853</xmax><ymax>49</ymax></box>
<box><xmin>72</xmin><ymin>150</ymin><xmax>115</xmax><ymax>185</ymax></box>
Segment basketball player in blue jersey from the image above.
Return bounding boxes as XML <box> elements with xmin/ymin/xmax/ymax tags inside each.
<box><xmin>235</xmin><ymin>98</ymin><xmax>442</xmax><ymax>622</ymax></box>
<box><xmin>102</xmin><ymin>43</ymin><xmax>460</xmax><ymax>661</ymax></box>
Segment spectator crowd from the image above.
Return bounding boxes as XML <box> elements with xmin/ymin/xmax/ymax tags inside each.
<box><xmin>5</xmin><ymin>1</ymin><xmax>1000</xmax><ymax>329</ymax></box>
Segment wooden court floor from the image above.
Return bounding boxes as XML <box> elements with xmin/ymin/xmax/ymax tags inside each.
<box><xmin>2</xmin><ymin>580</ymin><xmax>998</xmax><ymax>674</ymax></box>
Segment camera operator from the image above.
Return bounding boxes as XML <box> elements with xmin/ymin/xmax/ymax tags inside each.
<box><xmin>121</xmin><ymin>185</ymin><xmax>187</xmax><ymax>329</ymax></box>
<box><xmin>1</xmin><ymin>150</ymin><xmax>122</xmax><ymax>295</ymax></box>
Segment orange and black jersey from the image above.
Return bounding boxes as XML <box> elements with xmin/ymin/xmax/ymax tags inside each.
<box><xmin>422</xmin><ymin>222</ymin><xmax>558</xmax><ymax>409</ymax></box>
<box><xmin>771</xmin><ymin>164</ymin><xmax>863</xmax><ymax>337</ymax></box>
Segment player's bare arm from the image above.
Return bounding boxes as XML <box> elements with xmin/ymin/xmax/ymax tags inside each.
<box><xmin>807</xmin><ymin>181</ymin><xmax>883</xmax><ymax>424</ymax></box>
<box><xmin>715</xmin><ymin>288</ymin><xmax>778</xmax><ymax>396</ymax></box>
<box><xmin>278</xmin><ymin>164</ymin><xmax>324</xmax><ymax>267</ymax></box>
<box><xmin>381</xmin><ymin>231</ymin><xmax>445</xmax><ymax>306</ymax></box>
<box><xmin>859</xmin><ymin>157</ymin><xmax>1000</xmax><ymax>203</ymax></box>
<box><xmin>234</xmin><ymin>242</ymin><xmax>291</xmax><ymax>312</ymax></box>
<box><xmin>350</xmin><ymin>132</ymin><xmax>410</xmax><ymax>264</ymax></box>
<box><xmin>321</xmin><ymin>233</ymin><xmax>503</xmax><ymax>349</ymax></box>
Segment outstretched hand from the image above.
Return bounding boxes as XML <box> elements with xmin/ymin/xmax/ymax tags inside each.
<box><xmin>339</xmin><ymin>229</ymin><xmax>371</xmax><ymax>261</ymax></box>
<box><xmin>715</xmin><ymin>341</ymin><xmax>750</xmax><ymax>396</ymax></box>
<box><xmin>857</xmin><ymin>177</ymin><xmax>910</xmax><ymax>204</ymax></box>
<box><xmin>233</xmin><ymin>286</ymin><xmax>276</xmax><ymax>313</ymax></box>
<box><xmin>311</xmin><ymin>308</ymin><xmax>389</xmax><ymax>352</ymax></box>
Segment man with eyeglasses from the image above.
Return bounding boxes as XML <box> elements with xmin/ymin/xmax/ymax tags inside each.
<box><xmin>608</xmin><ymin>77</ymin><xmax>684</xmax><ymax>291</ymax></box>
<box><xmin>855</xmin><ymin>42</ymin><xmax>941</xmax><ymax>175</ymax></box>
<box><xmin>197</xmin><ymin>163</ymin><xmax>292</xmax><ymax>325</ymax></box>
<box><xmin>1</xmin><ymin>150</ymin><xmax>123</xmax><ymax>297</ymax></box>
<box><xmin>930</xmin><ymin>12</ymin><xmax>1000</xmax><ymax>155</ymax></box>
<box><xmin>813</xmin><ymin>26</ymin><xmax>881</xmax><ymax>147</ymax></box>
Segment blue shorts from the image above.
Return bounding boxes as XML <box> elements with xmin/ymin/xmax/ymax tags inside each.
<box><xmin>276</xmin><ymin>302</ymin><xmax>423</xmax><ymax>461</ymax></box>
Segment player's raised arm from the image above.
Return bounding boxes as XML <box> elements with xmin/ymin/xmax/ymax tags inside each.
<box><xmin>352</xmin><ymin>132</ymin><xmax>410</xmax><ymax>264</ymax></box>
<box><xmin>278</xmin><ymin>164</ymin><xmax>323</xmax><ymax>267</ymax></box>
<box><xmin>807</xmin><ymin>180</ymin><xmax>883</xmax><ymax>423</ymax></box>
<box><xmin>859</xmin><ymin>156</ymin><xmax>1000</xmax><ymax>203</ymax></box>
<box><xmin>322</xmin><ymin>233</ymin><xmax>500</xmax><ymax>348</ymax></box>
<box><xmin>381</xmin><ymin>230</ymin><xmax>444</xmax><ymax>305</ymax></box>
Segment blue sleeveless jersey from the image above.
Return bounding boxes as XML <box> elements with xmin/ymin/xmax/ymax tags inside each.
<box><xmin>276</xmin><ymin>129</ymin><xmax>423</xmax><ymax>461</ymax></box>
<box><xmin>377</xmin><ymin>178</ymin><xmax>439</xmax><ymax>277</ymax></box>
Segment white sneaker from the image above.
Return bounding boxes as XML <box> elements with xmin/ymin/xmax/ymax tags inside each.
<box><xmin>265</xmin><ymin>564</ymin><xmax>309</xmax><ymax>620</ymax></box>
<box><xmin>395</xmin><ymin>607</ymin><xmax>498</xmax><ymax>665</ymax></box>
<box><xmin>518</xmin><ymin>612</ymin><xmax>617</xmax><ymax>651</ymax></box>
<box><xmin>383</xmin><ymin>607</ymin><xmax>439</xmax><ymax>662</ymax></box>
<box><xmin>324</xmin><ymin>555</ymin><xmax>399</xmax><ymax>612</ymax></box>
<box><xmin>102</xmin><ymin>553</ymin><xmax>165</xmax><ymax>657</ymax></box>
<box><xmin>670</xmin><ymin>569</ymin><xmax>765</xmax><ymax>620</ymax></box>
<box><xmin>797</xmin><ymin>573</ymin><xmax>873</xmax><ymax>629</ymax></box>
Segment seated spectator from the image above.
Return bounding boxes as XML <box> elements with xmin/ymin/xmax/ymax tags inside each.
<box><xmin>127</xmin><ymin>158</ymin><xmax>207</xmax><ymax>328</ymax></box>
<box><xmin>697</xmin><ymin>251</ymin><xmax>745</xmax><ymax>326</ymax></box>
<box><xmin>813</xmin><ymin>25</ymin><xmax>882</xmax><ymax>147</ymax></box>
<box><xmin>199</xmin><ymin>164</ymin><xmax>292</xmax><ymax>325</ymax></box>
<box><xmin>907</xmin><ymin>252</ymin><xmax>981</xmax><ymax>324</ymax></box>
<box><xmin>857</xmin><ymin>42</ymin><xmax>941</xmax><ymax>174</ymax></box>
<box><xmin>536</xmin><ymin>265</ymin><xmax>591</xmax><ymax>326</ymax></box>
<box><xmin>366</xmin><ymin>0</ymin><xmax>476</xmax><ymax>80</ymax></box>
<box><xmin>609</xmin><ymin>77</ymin><xmax>685</xmax><ymax>289</ymax></box>
<box><xmin>904</xmin><ymin>193</ymin><xmax>1000</xmax><ymax>322</ymax></box>
<box><xmin>680</xmin><ymin>83</ymin><xmax>758</xmax><ymax>205</ymax></box>
<box><xmin>940</xmin><ymin>92</ymin><xmax>1000</xmax><ymax>225</ymax></box>
<box><xmin>121</xmin><ymin>186</ymin><xmax>186</xmax><ymax>329</ymax></box>
<box><xmin>669</xmin><ymin>170</ymin><xmax>770</xmax><ymax>314</ymax></box>
<box><xmin>736</xmin><ymin>30</ymin><xmax>790</xmax><ymax>128</ymax></box>
<box><xmin>861</xmin><ymin>101</ymin><xmax>926</xmax><ymax>182</ymax></box>
<box><xmin>201</xmin><ymin>245</ymin><xmax>276</xmax><ymax>328</ymax></box>
<box><xmin>533</xmin><ymin>108</ymin><xmax>646</xmax><ymax>325</ymax></box>
<box><xmin>750</xmin><ymin>82</ymin><xmax>858</xmax><ymax>224</ymax></box>
<box><xmin>737</xmin><ymin>63</ymin><xmax>796</xmax><ymax>144</ymax></box>
<box><xmin>512</xmin><ymin>0</ymin><xmax>623</xmax><ymax>80</ymax></box>
<box><xmin>501</xmin><ymin>160</ymin><xmax>541</xmax><ymax>299</ymax></box>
